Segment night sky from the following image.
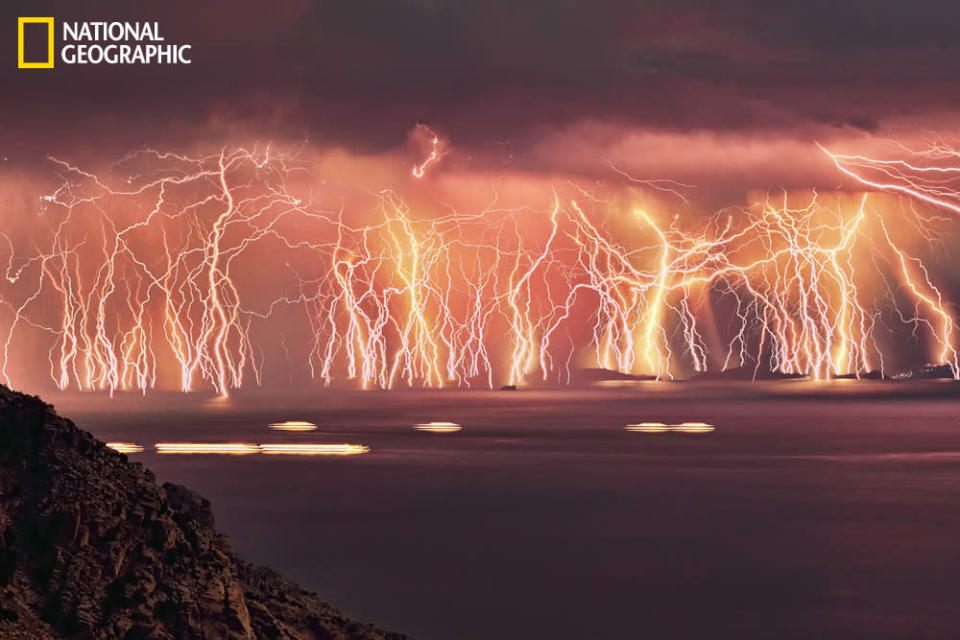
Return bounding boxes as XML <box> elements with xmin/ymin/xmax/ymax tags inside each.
<box><xmin>4</xmin><ymin>0</ymin><xmax>960</xmax><ymax>169</ymax></box>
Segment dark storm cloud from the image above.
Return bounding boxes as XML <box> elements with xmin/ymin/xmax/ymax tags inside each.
<box><xmin>2</xmin><ymin>0</ymin><xmax>960</xmax><ymax>155</ymax></box>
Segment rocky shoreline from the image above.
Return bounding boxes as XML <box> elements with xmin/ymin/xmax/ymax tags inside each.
<box><xmin>0</xmin><ymin>385</ymin><xmax>410</xmax><ymax>640</ymax></box>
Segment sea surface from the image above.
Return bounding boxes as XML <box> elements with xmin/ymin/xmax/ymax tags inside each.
<box><xmin>51</xmin><ymin>381</ymin><xmax>960</xmax><ymax>640</ymax></box>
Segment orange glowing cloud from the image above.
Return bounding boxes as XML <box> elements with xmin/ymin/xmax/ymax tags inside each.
<box><xmin>0</xmin><ymin>125</ymin><xmax>957</xmax><ymax>396</ymax></box>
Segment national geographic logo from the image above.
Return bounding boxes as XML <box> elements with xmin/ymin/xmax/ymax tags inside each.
<box><xmin>17</xmin><ymin>18</ymin><xmax>193</xmax><ymax>69</ymax></box>
<box><xmin>17</xmin><ymin>17</ymin><xmax>54</xmax><ymax>68</ymax></box>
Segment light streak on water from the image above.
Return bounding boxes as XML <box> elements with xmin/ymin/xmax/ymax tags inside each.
<box><xmin>106</xmin><ymin>442</ymin><xmax>144</xmax><ymax>453</ymax></box>
<box><xmin>268</xmin><ymin>420</ymin><xmax>318</xmax><ymax>431</ymax></box>
<box><xmin>672</xmin><ymin>422</ymin><xmax>716</xmax><ymax>433</ymax></box>
<box><xmin>625</xmin><ymin>422</ymin><xmax>715</xmax><ymax>434</ymax></box>
<box><xmin>624</xmin><ymin>423</ymin><xmax>670</xmax><ymax>433</ymax></box>
<box><xmin>259</xmin><ymin>443</ymin><xmax>369</xmax><ymax>455</ymax></box>
<box><xmin>414</xmin><ymin>422</ymin><xmax>462</xmax><ymax>433</ymax></box>
<box><xmin>155</xmin><ymin>442</ymin><xmax>260</xmax><ymax>455</ymax></box>
<box><xmin>153</xmin><ymin>442</ymin><xmax>370</xmax><ymax>455</ymax></box>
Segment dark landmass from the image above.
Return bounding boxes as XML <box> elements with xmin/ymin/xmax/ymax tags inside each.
<box><xmin>566</xmin><ymin>368</ymin><xmax>658</xmax><ymax>385</ymax></box>
<box><xmin>692</xmin><ymin>366</ymin><xmax>807</xmax><ymax>381</ymax></box>
<box><xmin>582</xmin><ymin>364</ymin><xmax>953</xmax><ymax>383</ymax></box>
<box><xmin>892</xmin><ymin>364</ymin><xmax>957</xmax><ymax>380</ymax></box>
<box><xmin>833</xmin><ymin>370</ymin><xmax>886</xmax><ymax>380</ymax></box>
<box><xmin>0</xmin><ymin>385</ymin><xmax>410</xmax><ymax>640</ymax></box>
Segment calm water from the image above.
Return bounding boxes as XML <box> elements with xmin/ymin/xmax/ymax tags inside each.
<box><xmin>51</xmin><ymin>382</ymin><xmax>960</xmax><ymax>640</ymax></box>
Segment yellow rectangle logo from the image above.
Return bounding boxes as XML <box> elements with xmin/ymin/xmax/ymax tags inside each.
<box><xmin>18</xmin><ymin>17</ymin><xmax>55</xmax><ymax>69</ymax></box>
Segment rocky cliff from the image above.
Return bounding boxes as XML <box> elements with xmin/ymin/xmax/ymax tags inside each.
<box><xmin>0</xmin><ymin>385</ymin><xmax>410</xmax><ymax>640</ymax></box>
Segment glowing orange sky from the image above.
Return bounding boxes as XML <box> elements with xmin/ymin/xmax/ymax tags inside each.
<box><xmin>3</xmin><ymin>0</ymin><xmax>960</xmax><ymax>392</ymax></box>
<box><xmin>0</xmin><ymin>131</ymin><xmax>957</xmax><ymax>394</ymax></box>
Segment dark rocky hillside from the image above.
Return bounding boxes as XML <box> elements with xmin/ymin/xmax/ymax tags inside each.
<box><xmin>0</xmin><ymin>385</ymin><xmax>410</xmax><ymax>640</ymax></box>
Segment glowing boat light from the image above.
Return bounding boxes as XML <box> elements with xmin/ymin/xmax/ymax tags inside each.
<box><xmin>625</xmin><ymin>422</ymin><xmax>716</xmax><ymax>434</ymax></box>
<box><xmin>268</xmin><ymin>420</ymin><xmax>318</xmax><ymax>431</ymax></box>
<box><xmin>106</xmin><ymin>442</ymin><xmax>144</xmax><ymax>453</ymax></box>
<box><xmin>155</xmin><ymin>442</ymin><xmax>259</xmax><ymax>455</ymax></box>
<box><xmin>671</xmin><ymin>422</ymin><xmax>716</xmax><ymax>434</ymax></box>
<box><xmin>624</xmin><ymin>422</ymin><xmax>670</xmax><ymax>433</ymax></box>
<box><xmin>413</xmin><ymin>421</ymin><xmax>462</xmax><ymax>433</ymax></box>
<box><xmin>258</xmin><ymin>443</ymin><xmax>369</xmax><ymax>456</ymax></box>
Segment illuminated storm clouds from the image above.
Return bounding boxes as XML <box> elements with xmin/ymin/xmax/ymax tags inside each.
<box><xmin>2</xmin><ymin>0</ymin><xmax>960</xmax><ymax>393</ymax></box>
